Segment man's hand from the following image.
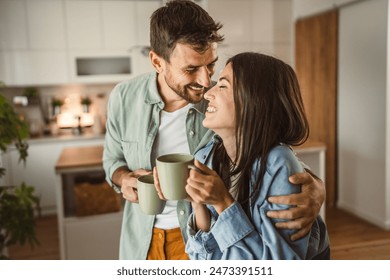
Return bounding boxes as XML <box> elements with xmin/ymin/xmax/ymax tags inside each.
<box><xmin>266</xmin><ymin>171</ymin><xmax>325</xmax><ymax>241</ymax></box>
<box><xmin>113</xmin><ymin>167</ymin><xmax>152</xmax><ymax>203</ymax></box>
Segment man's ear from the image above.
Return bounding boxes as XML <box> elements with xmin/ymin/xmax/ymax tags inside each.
<box><xmin>150</xmin><ymin>50</ymin><xmax>164</xmax><ymax>73</ymax></box>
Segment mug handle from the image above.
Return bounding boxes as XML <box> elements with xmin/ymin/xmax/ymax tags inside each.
<box><xmin>188</xmin><ymin>164</ymin><xmax>206</xmax><ymax>174</ymax></box>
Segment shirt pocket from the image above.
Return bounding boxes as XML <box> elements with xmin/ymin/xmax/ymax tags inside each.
<box><xmin>121</xmin><ymin>140</ymin><xmax>139</xmax><ymax>170</ymax></box>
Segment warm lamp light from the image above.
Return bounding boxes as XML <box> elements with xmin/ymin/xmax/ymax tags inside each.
<box><xmin>57</xmin><ymin>113</ymin><xmax>78</xmax><ymax>128</ymax></box>
<box><xmin>80</xmin><ymin>113</ymin><xmax>94</xmax><ymax>127</ymax></box>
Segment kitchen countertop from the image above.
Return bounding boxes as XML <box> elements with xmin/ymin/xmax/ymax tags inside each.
<box><xmin>28</xmin><ymin>132</ymin><xmax>105</xmax><ymax>145</ymax></box>
<box><xmin>54</xmin><ymin>141</ymin><xmax>326</xmax><ymax>172</ymax></box>
<box><xmin>293</xmin><ymin>141</ymin><xmax>326</xmax><ymax>152</ymax></box>
<box><xmin>55</xmin><ymin>145</ymin><xmax>103</xmax><ymax>171</ymax></box>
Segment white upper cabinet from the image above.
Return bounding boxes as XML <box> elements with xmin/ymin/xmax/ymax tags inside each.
<box><xmin>0</xmin><ymin>0</ymin><xmax>68</xmax><ymax>85</ymax></box>
<box><xmin>0</xmin><ymin>0</ymin><xmax>161</xmax><ymax>86</ymax></box>
<box><xmin>5</xmin><ymin>51</ymin><xmax>68</xmax><ymax>85</ymax></box>
<box><xmin>0</xmin><ymin>0</ymin><xmax>67</xmax><ymax>50</ymax></box>
<box><xmin>134</xmin><ymin>0</ymin><xmax>160</xmax><ymax>46</ymax></box>
<box><xmin>102</xmin><ymin>1</ymin><xmax>137</xmax><ymax>50</ymax></box>
<box><xmin>65</xmin><ymin>0</ymin><xmax>159</xmax><ymax>51</ymax></box>
<box><xmin>208</xmin><ymin>0</ymin><xmax>293</xmax><ymax>72</ymax></box>
<box><xmin>0</xmin><ymin>0</ymin><xmax>28</xmax><ymax>50</ymax></box>
<box><xmin>209</xmin><ymin>0</ymin><xmax>253</xmax><ymax>45</ymax></box>
<box><xmin>27</xmin><ymin>0</ymin><xmax>66</xmax><ymax>49</ymax></box>
<box><xmin>65</xmin><ymin>1</ymin><xmax>102</xmax><ymax>49</ymax></box>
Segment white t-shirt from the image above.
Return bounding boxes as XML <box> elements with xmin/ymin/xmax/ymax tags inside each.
<box><xmin>153</xmin><ymin>104</ymin><xmax>191</xmax><ymax>229</ymax></box>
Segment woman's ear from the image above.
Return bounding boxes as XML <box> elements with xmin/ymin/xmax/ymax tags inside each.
<box><xmin>150</xmin><ymin>50</ymin><xmax>164</xmax><ymax>73</ymax></box>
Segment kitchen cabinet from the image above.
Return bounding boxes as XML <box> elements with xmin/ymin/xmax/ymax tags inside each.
<box><xmin>0</xmin><ymin>0</ymin><xmax>28</xmax><ymax>50</ymax></box>
<box><xmin>55</xmin><ymin>145</ymin><xmax>122</xmax><ymax>260</ymax></box>
<box><xmin>66</xmin><ymin>0</ymin><xmax>159</xmax><ymax>80</ymax></box>
<box><xmin>134</xmin><ymin>1</ymin><xmax>160</xmax><ymax>46</ymax></box>
<box><xmin>3</xmin><ymin>135</ymin><xmax>105</xmax><ymax>215</ymax></box>
<box><xmin>208</xmin><ymin>0</ymin><xmax>293</xmax><ymax>76</ymax></box>
<box><xmin>68</xmin><ymin>50</ymin><xmax>133</xmax><ymax>84</ymax></box>
<box><xmin>0</xmin><ymin>0</ymin><xmax>66</xmax><ymax>51</ymax></box>
<box><xmin>102</xmin><ymin>1</ymin><xmax>138</xmax><ymax>50</ymax></box>
<box><xmin>129</xmin><ymin>1</ymin><xmax>161</xmax><ymax>76</ymax></box>
<box><xmin>27</xmin><ymin>0</ymin><xmax>66</xmax><ymax>50</ymax></box>
<box><xmin>0</xmin><ymin>0</ymin><xmax>160</xmax><ymax>86</ymax></box>
<box><xmin>0</xmin><ymin>0</ymin><xmax>68</xmax><ymax>86</ymax></box>
<box><xmin>2</xmin><ymin>51</ymin><xmax>68</xmax><ymax>85</ymax></box>
<box><xmin>65</xmin><ymin>0</ymin><xmax>159</xmax><ymax>50</ymax></box>
<box><xmin>65</xmin><ymin>1</ymin><xmax>102</xmax><ymax>50</ymax></box>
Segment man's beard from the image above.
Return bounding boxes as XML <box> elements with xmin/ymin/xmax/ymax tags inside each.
<box><xmin>164</xmin><ymin>76</ymin><xmax>206</xmax><ymax>104</ymax></box>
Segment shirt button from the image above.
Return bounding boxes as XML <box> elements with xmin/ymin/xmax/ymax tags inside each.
<box><xmin>188</xmin><ymin>109</ymin><xmax>193</xmax><ymax>114</ymax></box>
<box><xmin>179</xmin><ymin>210</ymin><xmax>185</xmax><ymax>215</ymax></box>
<box><xmin>189</xmin><ymin>131</ymin><xmax>194</xmax><ymax>136</ymax></box>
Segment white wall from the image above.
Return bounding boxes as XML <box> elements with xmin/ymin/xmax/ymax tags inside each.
<box><xmin>293</xmin><ymin>0</ymin><xmax>390</xmax><ymax>228</ymax></box>
<box><xmin>337</xmin><ymin>0</ymin><xmax>390</xmax><ymax>228</ymax></box>
<box><xmin>293</xmin><ymin>0</ymin><xmax>360</xmax><ymax>19</ymax></box>
<box><xmin>208</xmin><ymin>0</ymin><xmax>293</xmax><ymax>76</ymax></box>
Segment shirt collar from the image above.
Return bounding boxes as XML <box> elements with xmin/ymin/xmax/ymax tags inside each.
<box><xmin>145</xmin><ymin>72</ymin><xmax>164</xmax><ymax>108</ymax></box>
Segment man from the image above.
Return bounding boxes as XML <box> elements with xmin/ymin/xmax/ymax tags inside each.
<box><xmin>103</xmin><ymin>0</ymin><xmax>324</xmax><ymax>260</ymax></box>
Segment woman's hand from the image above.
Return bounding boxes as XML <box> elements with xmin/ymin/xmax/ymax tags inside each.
<box><xmin>191</xmin><ymin>202</ymin><xmax>211</xmax><ymax>232</ymax></box>
<box><xmin>185</xmin><ymin>160</ymin><xmax>234</xmax><ymax>214</ymax></box>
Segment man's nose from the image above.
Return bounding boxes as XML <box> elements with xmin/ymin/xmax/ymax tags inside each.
<box><xmin>196</xmin><ymin>67</ymin><xmax>211</xmax><ymax>88</ymax></box>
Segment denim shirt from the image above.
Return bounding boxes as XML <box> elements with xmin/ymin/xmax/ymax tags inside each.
<box><xmin>103</xmin><ymin>72</ymin><xmax>210</xmax><ymax>259</ymax></box>
<box><xmin>186</xmin><ymin>135</ymin><xmax>330</xmax><ymax>260</ymax></box>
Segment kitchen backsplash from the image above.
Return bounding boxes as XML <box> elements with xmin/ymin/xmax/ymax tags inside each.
<box><xmin>2</xmin><ymin>83</ymin><xmax>116</xmax><ymax>138</ymax></box>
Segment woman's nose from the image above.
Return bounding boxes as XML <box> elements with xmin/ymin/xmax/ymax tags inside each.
<box><xmin>204</xmin><ymin>85</ymin><xmax>216</xmax><ymax>100</ymax></box>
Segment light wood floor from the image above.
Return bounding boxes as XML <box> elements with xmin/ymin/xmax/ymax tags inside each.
<box><xmin>7</xmin><ymin>207</ymin><xmax>390</xmax><ymax>260</ymax></box>
<box><xmin>326</xmin><ymin>207</ymin><xmax>390</xmax><ymax>259</ymax></box>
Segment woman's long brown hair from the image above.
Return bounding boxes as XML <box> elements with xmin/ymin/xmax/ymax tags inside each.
<box><xmin>212</xmin><ymin>52</ymin><xmax>309</xmax><ymax>216</ymax></box>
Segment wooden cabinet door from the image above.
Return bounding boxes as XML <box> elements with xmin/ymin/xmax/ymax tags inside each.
<box><xmin>295</xmin><ymin>10</ymin><xmax>338</xmax><ymax>206</ymax></box>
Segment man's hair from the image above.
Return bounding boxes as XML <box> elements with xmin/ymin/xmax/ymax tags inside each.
<box><xmin>150</xmin><ymin>0</ymin><xmax>224</xmax><ymax>61</ymax></box>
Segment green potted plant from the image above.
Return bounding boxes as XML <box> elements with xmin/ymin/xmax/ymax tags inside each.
<box><xmin>51</xmin><ymin>98</ymin><xmax>63</xmax><ymax>116</ymax></box>
<box><xmin>0</xmin><ymin>82</ymin><xmax>40</xmax><ymax>259</ymax></box>
<box><xmin>81</xmin><ymin>96</ymin><xmax>92</xmax><ymax>113</ymax></box>
<box><xmin>22</xmin><ymin>87</ymin><xmax>40</xmax><ymax>106</ymax></box>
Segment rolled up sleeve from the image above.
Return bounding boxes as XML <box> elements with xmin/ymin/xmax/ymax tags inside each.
<box><xmin>103</xmin><ymin>86</ymin><xmax>128</xmax><ymax>187</ymax></box>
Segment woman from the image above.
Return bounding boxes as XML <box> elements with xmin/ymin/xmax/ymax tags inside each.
<box><xmin>184</xmin><ymin>52</ymin><xmax>330</xmax><ymax>260</ymax></box>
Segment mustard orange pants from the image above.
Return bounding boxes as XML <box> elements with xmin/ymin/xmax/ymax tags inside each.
<box><xmin>146</xmin><ymin>227</ymin><xmax>189</xmax><ymax>260</ymax></box>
